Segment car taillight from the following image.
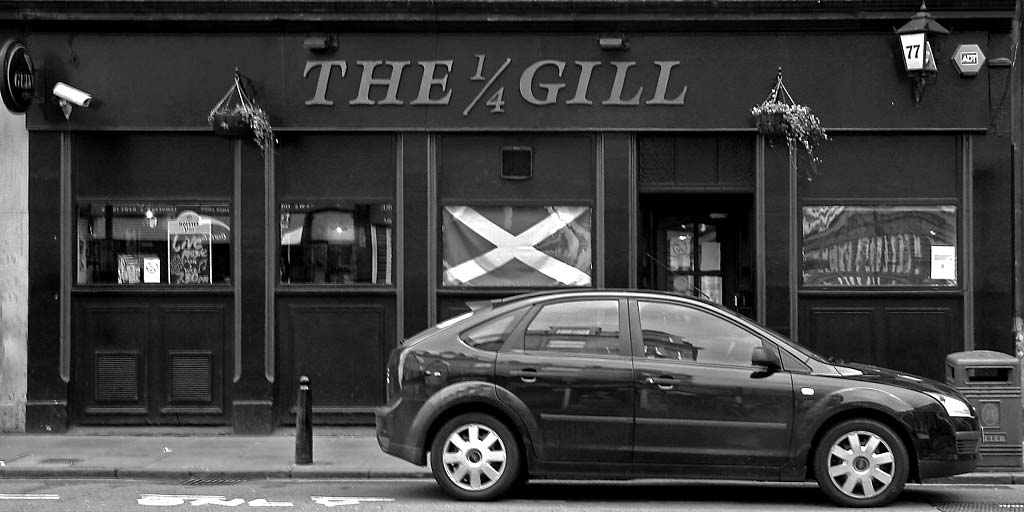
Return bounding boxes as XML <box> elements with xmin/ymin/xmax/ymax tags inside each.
<box><xmin>385</xmin><ymin>345</ymin><xmax>409</xmax><ymax>401</ymax></box>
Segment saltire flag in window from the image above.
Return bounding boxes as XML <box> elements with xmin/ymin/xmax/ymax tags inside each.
<box><xmin>442</xmin><ymin>206</ymin><xmax>592</xmax><ymax>287</ymax></box>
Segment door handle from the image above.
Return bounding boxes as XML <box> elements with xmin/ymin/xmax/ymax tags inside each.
<box><xmin>644</xmin><ymin>376</ymin><xmax>680</xmax><ymax>390</ymax></box>
<box><xmin>511</xmin><ymin>369</ymin><xmax>538</xmax><ymax>383</ymax></box>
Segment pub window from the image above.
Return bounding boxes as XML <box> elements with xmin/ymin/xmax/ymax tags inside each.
<box><xmin>801</xmin><ymin>205</ymin><xmax>957</xmax><ymax>287</ymax></box>
<box><xmin>76</xmin><ymin>200</ymin><xmax>231</xmax><ymax>285</ymax></box>
<box><xmin>279</xmin><ymin>201</ymin><xmax>393</xmax><ymax>285</ymax></box>
<box><xmin>441</xmin><ymin>205</ymin><xmax>592</xmax><ymax>288</ymax></box>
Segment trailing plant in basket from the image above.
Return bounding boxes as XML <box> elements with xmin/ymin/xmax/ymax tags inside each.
<box><xmin>208</xmin><ymin>71</ymin><xmax>276</xmax><ymax>154</ymax></box>
<box><xmin>751</xmin><ymin>69</ymin><xmax>828</xmax><ymax>178</ymax></box>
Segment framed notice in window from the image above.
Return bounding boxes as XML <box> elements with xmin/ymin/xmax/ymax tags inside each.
<box><xmin>167</xmin><ymin>210</ymin><xmax>212</xmax><ymax>284</ymax></box>
<box><xmin>75</xmin><ymin>200</ymin><xmax>231</xmax><ymax>285</ymax></box>
<box><xmin>801</xmin><ymin>205</ymin><xmax>957</xmax><ymax>287</ymax></box>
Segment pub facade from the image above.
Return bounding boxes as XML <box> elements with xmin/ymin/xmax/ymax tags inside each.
<box><xmin>0</xmin><ymin>0</ymin><xmax>1018</xmax><ymax>432</ymax></box>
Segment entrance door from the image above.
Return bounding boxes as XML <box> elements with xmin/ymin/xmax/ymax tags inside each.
<box><xmin>640</xmin><ymin>194</ymin><xmax>754</xmax><ymax>318</ymax></box>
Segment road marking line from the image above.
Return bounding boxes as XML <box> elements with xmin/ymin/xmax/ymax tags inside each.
<box><xmin>0</xmin><ymin>494</ymin><xmax>60</xmax><ymax>500</ymax></box>
<box><xmin>312</xmin><ymin>496</ymin><xmax>394</xmax><ymax>507</ymax></box>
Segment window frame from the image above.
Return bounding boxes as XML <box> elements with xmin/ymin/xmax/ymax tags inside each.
<box><xmin>630</xmin><ymin>298</ymin><xmax>770</xmax><ymax>369</ymax></box>
<box><xmin>276</xmin><ymin>197</ymin><xmax>396</xmax><ymax>289</ymax></box>
<box><xmin>438</xmin><ymin>201</ymin><xmax>595</xmax><ymax>290</ymax></box>
<box><xmin>72</xmin><ymin>196</ymin><xmax>234</xmax><ymax>288</ymax></box>
<box><xmin>458</xmin><ymin>307</ymin><xmax>529</xmax><ymax>353</ymax></box>
<box><xmin>799</xmin><ymin>202</ymin><xmax>960</xmax><ymax>290</ymax></box>
<box><xmin>514</xmin><ymin>298</ymin><xmax>631</xmax><ymax>359</ymax></box>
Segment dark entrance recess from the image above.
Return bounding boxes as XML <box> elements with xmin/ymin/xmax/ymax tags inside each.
<box><xmin>639</xmin><ymin>194</ymin><xmax>755</xmax><ymax>319</ymax></box>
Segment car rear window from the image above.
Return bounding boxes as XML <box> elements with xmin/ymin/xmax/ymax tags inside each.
<box><xmin>461</xmin><ymin>311</ymin><xmax>522</xmax><ymax>352</ymax></box>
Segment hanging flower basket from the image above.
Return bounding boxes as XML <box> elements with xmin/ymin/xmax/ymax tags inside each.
<box><xmin>208</xmin><ymin>70</ymin><xmax>276</xmax><ymax>154</ymax></box>
<box><xmin>755</xmin><ymin>111</ymin><xmax>787</xmax><ymax>136</ymax></box>
<box><xmin>750</xmin><ymin>68</ymin><xmax>828</xmax><ymax>177</ymax></box>
<box><xmin>210</xmin><ymin>110</ymin><xmax>250</xmax><ymax>137</ymax></box>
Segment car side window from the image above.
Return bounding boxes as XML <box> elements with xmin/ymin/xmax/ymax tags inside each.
<box><xmin>638</xmin><ymin>301</ymin><xmax>763</xmax><ymax>367</ymax></box>
<box><xmin>779</xmin><ymin>347</ymin><xmax>812</xmax><ymax>373</ymax></box>
<box><xmin>460</xmin><ymin>311</ymin><xmax>522</xmax><ymax>352</ymax></box>
<box><xmin>524</xmin><ymin>300</ymin><xmax>622</xmax><ymax>356</ymax></box>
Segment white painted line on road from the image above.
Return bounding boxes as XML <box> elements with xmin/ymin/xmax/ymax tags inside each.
<box><xmin>0</xmin><ymin>494</ymin><xmax>60</xmax><ymax>500</ymax></box>
<box><xmin>137</xmin><ymin>494</ymin><xmax>226</xmax><ymax>506</ymax></box>
<box><xmin>312</xmin><ymin>497</ymin><xmax>394</xmax><ymax>507</ymax></box>
<box><xmin>249</xmin><ymin>499</ymin><xmax>294</xmax><ymax>507</ymax></box>
<box><xmin>136</xmin><ymin>494</ymin><xmax>394</xmax><ymax>508</ymax></box>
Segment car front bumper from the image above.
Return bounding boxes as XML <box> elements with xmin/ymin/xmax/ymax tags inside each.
<box><xmin>918</xmin><ymin>430</ymin><xmax>980</xmax><ymax>480</ymax></box>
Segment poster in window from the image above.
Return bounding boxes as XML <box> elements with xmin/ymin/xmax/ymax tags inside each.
<box><xmin>142</xmin><ymin>254</ymin><xmax>161</xmax><ymax>283</ymax></box>
<box><xmin>167</xmin><ymin>210</ymin><xmax>212</xmax><ymax>284</ymax></box>
<box><xmin>117</xmin><ymin>254</ymin><xmax>140</xmax><ymax>284</ymax></box>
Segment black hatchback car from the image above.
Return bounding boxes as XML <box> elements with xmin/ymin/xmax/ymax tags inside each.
<box><xmin>375</xmin><ymin>290</ymin><xmax>980</xmax><ymax>507</ymax></box>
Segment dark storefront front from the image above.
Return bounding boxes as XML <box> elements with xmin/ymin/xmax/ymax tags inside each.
<box><xmin>3</xmin><ymin>1</ymin><xmax>1018</xmax><ymax>432</ymax></box>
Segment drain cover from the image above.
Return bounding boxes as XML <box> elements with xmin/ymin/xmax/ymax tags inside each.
<box><xmin>181</xmin><ymin>476</ymin><xmax>245</xmax><ymax>486</ymax></box>
<box><xmin>934</xmin><ymin>504</ymin><xmax>1024</xmax><ymax>512</ymax></box>
<box><xmin>38</xmin><ymin>458</ymin><xmax>82</xmax><ymax>465</ymax></box>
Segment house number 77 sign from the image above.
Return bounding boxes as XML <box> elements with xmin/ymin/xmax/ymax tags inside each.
<box><xmin>899</xmin><ymin>32</ymin><xmax>932</xmax><ymax>72</ymax></box>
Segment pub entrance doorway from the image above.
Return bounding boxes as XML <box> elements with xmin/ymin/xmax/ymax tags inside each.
<box><xmin>639</xmin><ymin>193</ymin><xmax>755</xmax><ymax>319</ymax></box>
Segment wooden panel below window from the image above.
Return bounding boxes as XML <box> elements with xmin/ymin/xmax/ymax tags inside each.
<box><xmin>806</xmin><ymin>308</ymin><xmax>874</xmax><ymax>366</ymax></box>
<box><xmin>884</xmin><ymin>308</ymin><xmax>955</xmax><ymax>382</ymax></box>
<box><xmin>276</xmin><ymin>295</ymin><xmax>396</xmax><ymax>425</ymax></box>
<box><xmin>799</xmin><ymin>296</ymin><xmax>962</xmax><ymax>381</ymax></box>
<box><xmin>80</xmin><ymin>305</ymin><xmax>149</xmax><ymax>415</ymax></box>
<box><xmin>73</xmin><ymin>295</ymin><xmax>231</xmax><ymax>424</ymax></box>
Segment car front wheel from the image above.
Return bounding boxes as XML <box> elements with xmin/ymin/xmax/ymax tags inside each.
<box><xmin>813</xmin><ymin>419</ymin><xmax>909</xmax><ymax>507</ymax></box>
<box><xmin>429</xmin><ymin>413</ymin><xmax>521</xmax><ymax>501</ymax></box>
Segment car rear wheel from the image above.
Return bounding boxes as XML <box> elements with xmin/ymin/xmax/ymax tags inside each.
<box><xmin>429</xmin><ymin>413</ymin><xmax>521</xmax><ymax>501</ymax></box>
<box><xmin>813</xmin><ymin>419</ymin><xmax>909</xmax><ymax>508</ymax></box>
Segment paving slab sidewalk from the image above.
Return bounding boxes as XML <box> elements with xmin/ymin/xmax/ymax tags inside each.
<box><xmin>0</xmin><ymin>428</ymin><xmax>429</xmax><ymax>481</ymax></box>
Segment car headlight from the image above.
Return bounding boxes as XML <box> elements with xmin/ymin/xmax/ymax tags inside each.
<box><xmin>925</xmin><ymin>392</ymin><xmax>973</xmax><ymax>418</ymax></box>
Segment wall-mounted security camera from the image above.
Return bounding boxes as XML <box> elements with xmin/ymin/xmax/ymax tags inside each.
<box><xmin>53</xmin><ymin>82</ymin><xmax>91</xmax><ymax>107</ymax></box>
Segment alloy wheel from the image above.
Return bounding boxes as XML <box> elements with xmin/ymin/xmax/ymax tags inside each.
<box><xmin>441</xmin><ymin>423</ymin><xmax>508</xmax><ymax>491</ymax></box>
<box><xmin>826</xmin><ymin>430</ymin><xmax>896</xmax><ymax>499</ymax></box>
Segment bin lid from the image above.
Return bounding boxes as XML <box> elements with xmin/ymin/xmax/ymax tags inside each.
<box><xmin>946</xmin><ymin>350</ymin><xmax>1018</xmax><ymax>366</ymax></box>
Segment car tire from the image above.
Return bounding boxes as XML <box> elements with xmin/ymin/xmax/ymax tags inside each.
<box><xmin>429</xmin><ymin>413</ymin><xmax>521</xmax><ymax>501</ymax></box>
<box><xmin>813</xmin><ymin>419</ymin><xmax>909</xmax><ymax>508</ymax></box>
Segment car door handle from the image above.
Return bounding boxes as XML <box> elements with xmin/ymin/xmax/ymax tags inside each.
<box><xmin>644</xmin><ymin>377</ymin><xmax>680</xmax><ymax>390</ymax></box>
<box><xmin>511</xmin><ymin>369</ymin><xmax>539</xmax><ymax>383</ymax></box>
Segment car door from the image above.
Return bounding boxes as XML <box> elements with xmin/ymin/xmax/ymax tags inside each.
<box><xmin>495</xmin><ymin>297</ymin><xmax>634</xmax><ymax>464</ymax></box>
<box><xmin>631</xmin><ymin>299</ymin><xmax>794</xmax><ymax>477</ymax></box>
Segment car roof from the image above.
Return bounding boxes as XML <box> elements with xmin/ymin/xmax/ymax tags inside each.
<box><xmin>477</xmin><ymin>288</ymin><xmax>723</xmax><ymax>310</ymax></box>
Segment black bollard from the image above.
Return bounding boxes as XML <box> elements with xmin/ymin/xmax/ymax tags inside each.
<box><xmin>295</xmin><ymin>376</ymin><xmax>313</xmax><ymax>464</ymax></box>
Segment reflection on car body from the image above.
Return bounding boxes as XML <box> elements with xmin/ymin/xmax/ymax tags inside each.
<box><xmin>375</xmin><ymin>289</ymin><xmax>980</xmax><ymax>507</ymax></box>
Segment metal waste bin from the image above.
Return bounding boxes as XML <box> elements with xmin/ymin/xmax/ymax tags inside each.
<box><xmin>946</xmin><ymin>350</ymin><xmax>1022</xmax><ymax>468</ymax></box>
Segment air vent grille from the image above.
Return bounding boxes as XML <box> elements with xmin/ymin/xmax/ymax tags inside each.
<box><xmin>95</xmin><ymin>352</ymin><xmax>139</xmax><ymax>402</ymax></box>
<box><xmin>169</xmin><ymin>352</ymin><xmax>212</xmax><ymax>403</ymax></box>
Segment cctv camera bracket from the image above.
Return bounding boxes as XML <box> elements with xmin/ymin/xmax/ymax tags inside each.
<box><xmin>57</xmin><ymin>98</ymin><xmax>73</xmax><ymax>119</ymax></box>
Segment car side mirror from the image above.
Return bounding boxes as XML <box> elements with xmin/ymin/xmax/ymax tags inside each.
<box><xmin>751</xmin><ymin>346</ymin><xmax>782</xmax><ymax>372</ymax></box>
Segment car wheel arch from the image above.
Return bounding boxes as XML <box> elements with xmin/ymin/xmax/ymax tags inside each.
<box><xmin>804</xmin><ymin>408</ymin><xmax>921</xmax><ymax>482</ymax></box>
<box><xmin>423</xmin><ymin>400</ymin><xmax>535</xmax><ymax>478</ymax></box>
<box><xmin>408</xmin><ymin>382</ymin><xmax>536</xmax><ymax>470</ymax></box>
